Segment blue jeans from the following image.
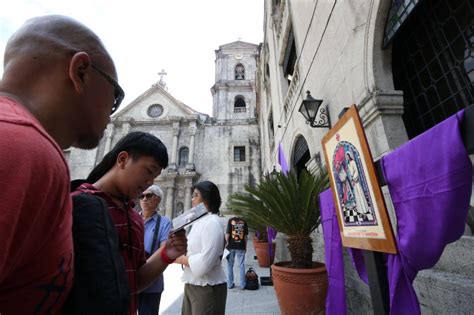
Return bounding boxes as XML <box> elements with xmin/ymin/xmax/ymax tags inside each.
<box><xmin>227</xmin><ymin>249</ymin><xmax>246</xmax><ymax>289</ymax></box>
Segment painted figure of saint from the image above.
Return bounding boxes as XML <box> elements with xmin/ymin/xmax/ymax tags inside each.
<box><xmin>346</xmin><ymin>152</ymin><xmax>370</xmax><ymax>217</ymax></box>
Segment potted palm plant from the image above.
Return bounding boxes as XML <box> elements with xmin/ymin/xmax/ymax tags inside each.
<box><xmin>229</xmin><ymin>168</ymin><xmax>329</xmax><ymax>314</ymax></box>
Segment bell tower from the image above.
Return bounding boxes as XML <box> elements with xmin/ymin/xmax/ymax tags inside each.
<box><xmin>211</xmin><ymin>41</ymin><xmax>260</xmax><ymax>122</ymax></box>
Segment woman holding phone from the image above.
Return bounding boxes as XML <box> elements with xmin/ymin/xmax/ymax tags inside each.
<box><xmin>174</xmin><ymin>181</ymin><xmax>227</xmax><ymax>314</ymax></box>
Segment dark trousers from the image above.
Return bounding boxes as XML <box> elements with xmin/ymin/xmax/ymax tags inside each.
<box><xmin>181</xmin><ymin>283</ymin><xmax>227</xmax><ymax>315</ymax></box>
<box><xmin>138</xmin><ymin>292</ymin><xmax>162</xmax><ymax>315</ymax></box>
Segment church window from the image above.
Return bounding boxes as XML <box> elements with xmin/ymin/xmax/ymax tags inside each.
<box><xmin>234</xmin><ymin>146</ymin><xmax>246</xmax><ymax>162</ymax></box>
<box><xmin>179</xmin><ymin>147</ymin><xmax>189</xmax><ymax>166</ymax></box>
<box><xmin>283</xmin><ymin>26</ymin><xmax>297</xmax><ymax>85</ymax></box>
<box><xmin>234</xmin><ymin>96</ymin><xmax>246</xmax><ymax>113</ymax></box>
<box><xmin>392</xmin><ymin>0</ymin><xmax>473</xmax><ymax>138</ymax></box>
<box><xmin>147</xmin><ymin>104</ymin><xmax>164</xmax><ymax>118</ymax></box>
<box><xmin>235</xmin><ymin>63</ymin><xmax>245</xmax><ymax>80</ymax></box>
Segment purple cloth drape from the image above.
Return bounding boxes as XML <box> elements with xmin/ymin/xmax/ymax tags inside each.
<box><xmin>320</xmin><ymin>110</ymin><xmax>472</xmax><ymax>314</ymax></box>
<box><xmin>278</xmin><ymin>143</ymin><xmax>289</xmax><ymax>174</ymax></box>
<box><xmin>267</xmin><ymin>227</ymin><xmax>277</xmax><ymax>260</ymax></box>
<box><xmin>382</xmin><ymin>110</ymin><xmax>472</xmax><ymax>314</ymax></box>
<box><xmin>321</xmin><ymin>189</ymin><xmax>347</xmax><ymax>315</ymax></box>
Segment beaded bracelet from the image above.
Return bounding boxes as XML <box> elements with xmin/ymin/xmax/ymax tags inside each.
<box><xmin>160</xmin><ymin>248</ymin><xmax>175</xmax><ymax>264</ymax></box>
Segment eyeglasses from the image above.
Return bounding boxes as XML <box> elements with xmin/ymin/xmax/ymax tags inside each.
<box><xmin>91</xmin><ymin>63</ymin><xmax>125</xmax><ymax>115</ymax></box>
<box><xmin>140</xmin><ymin>193</ymin><xmax>156</xmax><ymax>200</ymax></box>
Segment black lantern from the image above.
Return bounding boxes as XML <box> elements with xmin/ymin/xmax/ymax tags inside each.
<box><xmin>298</xmin><ymin>90</ymin><xmax>331</xmax><ymax>128</ymax></box>
<box><xmin>270</xmin><ymin>166</ymin><xmax>279</xmax><ymax>179</ymax></box>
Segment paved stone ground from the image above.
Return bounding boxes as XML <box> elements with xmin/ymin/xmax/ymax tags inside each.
<box><xmin>159</xmin><ymin>239</ymin><xmax>280</xmax><ymax>314</ymax></box>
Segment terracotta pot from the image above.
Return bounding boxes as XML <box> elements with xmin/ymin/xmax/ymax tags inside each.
<box><xmin>271</xmin><ymin>261</ymin><xmax>328</xmax><ymax>315</ymax></box>
<box><xmin>254</xmin><ymin>242</ymin><xmax>276</xmax><ymax>267</ymax></box>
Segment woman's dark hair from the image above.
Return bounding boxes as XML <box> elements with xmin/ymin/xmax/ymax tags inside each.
<box><xmin>193</xmin><ymin>181</ymin><xmax>221</xmax><ymax>214</ymax></box>
<box><xmin>87</xmin><ymin>131</ymin><xmax>168</xmax><ymax>183</ymax></box>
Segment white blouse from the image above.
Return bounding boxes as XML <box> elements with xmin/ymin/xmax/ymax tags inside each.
<box><xmin>182</xmin><ymin>213</ymin><xmax>227</xmax><ymax>286</ymax></box>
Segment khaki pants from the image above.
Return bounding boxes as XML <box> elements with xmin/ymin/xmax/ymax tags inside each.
<box><xmin>181</xmin><ymin>283</ymin><xmax>227</xmax><ymax>315</ymax></box>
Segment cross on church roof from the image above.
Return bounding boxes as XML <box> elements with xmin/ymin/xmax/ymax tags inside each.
<box><xmin>158</xmin><ymin>69</ymin><xmax>167</xmax><ymax>81</ymax></box>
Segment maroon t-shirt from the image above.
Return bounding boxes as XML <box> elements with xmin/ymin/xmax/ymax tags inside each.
<box><xmin>0</xmin><ymin>97</ymin><xmax>73</xmax><ymax>314</ymax></box>
<box><xmin>75</xmin><ymin>184</ymin><xmax>146</xmax><ymax>315</ymax></box>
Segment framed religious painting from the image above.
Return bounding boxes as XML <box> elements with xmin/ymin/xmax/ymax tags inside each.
<box><xmin>321</xmin><ymin>105</ymin><xmax>397</xmax><ymax>254</ymax></box>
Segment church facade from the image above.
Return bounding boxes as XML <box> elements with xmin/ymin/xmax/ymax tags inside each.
<box><xmin>66</xmin><ymin>40</ymin><xmax>261</xmax><ymax>217</ymax></box>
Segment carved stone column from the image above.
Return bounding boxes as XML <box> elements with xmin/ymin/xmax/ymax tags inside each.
<box><xmin>103</xmin><ymin>123</ymin><xmax>115</xmax><ymax>156</ymax></box>
<box><xmin>187</xmin><ymin>122</ymin><xmax>197</xmax><ymax>170</ymax></box>
<box><xmin>183</xmin><ymin>173</ymin><xmax>195</xmax><ymax>209</ymax></box>
<box><xmin>164</xmin><ymin>171</ymin><xmax>176</xmax><ymax>219</ymax></box>
<box><xmin>165</xmin><ymin>185</ymin><xmax>174</xmax><ymax>219</ymax></box>
<box><xmin>169</xmin><ymin>122</ymin><xmax>180</xmax><ymax>171</ymax></box>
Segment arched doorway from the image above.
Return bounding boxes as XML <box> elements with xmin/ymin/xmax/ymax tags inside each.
<box><xmin>292</xmin><ymin>136</ymin><xmax>310</xmax><ymax>177</ymax></box>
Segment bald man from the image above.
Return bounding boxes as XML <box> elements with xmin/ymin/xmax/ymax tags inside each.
<box><xmin>0</xmin><ymin>15</ymin><xmax>123</xmax><ymax>314</ymax></box>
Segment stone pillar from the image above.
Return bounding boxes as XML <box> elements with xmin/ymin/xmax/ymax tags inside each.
<box><xmin>165</xmin><ymin>185</ymin><xmax>174</xmax><ymax>219</ymax></box>
<box><xmin>169</xmin><ymin>122</ymin><xmax>180</xmax><ymax>170</ymax></box>
<box><xmin>164</xmin><ymin>172</ymin><xmax>177</xmax><ymax>219</ymax></box>
<box><xmin>187</xmin><ymin>122</ymin><xmax>197</xmax><ymax>170</ymax></box>
<box><xmin>103</xmin><ymin>123</ymin><xmax>115</xmax><ymax>156</ymax></box>
<box><xmin>183</xmin><ymin>174</ymin><xmax>195</xmax><ymax>209</ymax></box>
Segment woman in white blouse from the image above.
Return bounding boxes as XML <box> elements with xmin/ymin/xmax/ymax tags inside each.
<box><xmin>174</xmin><ymin>181</ymin><xmax>227</xmax><ymax>314</ymax></box>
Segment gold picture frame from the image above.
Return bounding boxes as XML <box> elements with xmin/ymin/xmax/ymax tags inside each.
<box><xmin>321</xmin><ymin>105</ymin><xmax>397</xmax><ymax>254</ymax></box>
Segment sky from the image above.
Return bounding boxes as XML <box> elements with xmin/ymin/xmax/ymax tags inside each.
<box><xmin>0</xmin><ymin>0</ymin><xmax>264</xmax><ymax>115</ymax></box>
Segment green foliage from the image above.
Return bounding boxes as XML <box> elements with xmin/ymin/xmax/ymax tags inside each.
<box><xmin>229</xmin><ymin>168</ymin><xmax>329</xmax><ymax>267</ymax></box>
<box><xmin>229</xmin><ymin>168</ymin><xmax>329</xmax><ymax>238</ymax></box>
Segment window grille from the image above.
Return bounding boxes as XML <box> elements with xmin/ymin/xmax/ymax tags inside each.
<box><xmin>392</xmin><ymin>0</ymin><xmax>474</xmax><ymax>138</ymax></box>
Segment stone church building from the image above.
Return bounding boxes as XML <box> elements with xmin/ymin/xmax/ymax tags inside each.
<box><xmin>66</xmin><ymin>40</ymin><xmax>261</xmax><ymax>217</ymax></box>
<box><xmin>257</xmin><ymin>0</ymin><xmax>473</xmax><ymax>313</ymax></box>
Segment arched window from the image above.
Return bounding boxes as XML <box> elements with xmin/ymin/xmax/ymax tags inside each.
<box><xmin>234</xmin><ymin>95</ymin><xmax>246</xmax><ymax>113</ymax></box>
<box><xmin>179</xmin><ymin>147</ymin><xmax>189</xmax><ymax>166</ymax></box>
<box><xmin>235</xmin><ymin>63</ymin><xmax>245</xmax><ymax>80</ymax></box>
<box><xmin>292</xmin><ymin>136</ymin><xmax>310</xmax><ymax>178</ymax></box>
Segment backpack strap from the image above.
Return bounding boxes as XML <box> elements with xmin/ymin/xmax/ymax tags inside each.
<box><xmin>150</xmin><ymin>213</ymin><xmax>162</xmax><ymax>253</ymax></box>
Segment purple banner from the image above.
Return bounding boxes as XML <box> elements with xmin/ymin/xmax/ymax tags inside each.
<box><xmin>278</xmin><ymin>142</ymin><xmax>289</xmax><ymax>174</ymax></box>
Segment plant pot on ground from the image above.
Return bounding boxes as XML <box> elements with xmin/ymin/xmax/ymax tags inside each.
<box><xmin>229</xmin><ymin>168</ymin><xmax>329</xmax><ymax>314</ymax></box>
<box><xmin>242</xmin><ymin>218</ymin><xmax>276</xmax><ymax>268</ymax></box>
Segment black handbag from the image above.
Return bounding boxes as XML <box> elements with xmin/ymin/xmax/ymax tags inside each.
<box><xmin>245</xmin><ymin>267</ymin><xmax>259</xmax><ymax>290</ymax></box>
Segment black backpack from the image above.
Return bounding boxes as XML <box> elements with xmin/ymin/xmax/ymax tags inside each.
<box><xmin>245</xmin><ymin>268</ymin><xmax>259</xmax><ymax>290</ymax></box>
<box><xmin>64</xmin><ymin>191</ymin><xmax>130</xmax><ymax>314</ymax></box>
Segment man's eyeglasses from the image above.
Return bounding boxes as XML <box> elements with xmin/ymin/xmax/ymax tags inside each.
<box><xmin>140</xmin><ymin>193</ymin><xmax>156</xmax><ymax>200</ymax></box>
<box><xmin>91</xmin><ymin>63</ymin><xmax>125</xmax><ymax>115</ymax></box>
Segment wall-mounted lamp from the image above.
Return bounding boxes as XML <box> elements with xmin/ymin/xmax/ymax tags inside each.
<box><xmin>298</xmin><ymin>90</ymin><xmax>331</xmax><ymax>128</ymax></box>
<box><xmin>270</xmin><ymin>166</ymin><xmax>279</xmax><ymax>179</ymax></box>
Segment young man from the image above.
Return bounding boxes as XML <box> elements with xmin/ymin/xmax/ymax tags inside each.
<box><xmin>138</xmin><ymin>185</ymin><xmax>172</xmax><ymax>315</ymax></box>
<box><xmin>225</xmin><ymin>217</ymin><xmax>249</xmax><ymax>289</ymax></box>
<box><xmin>0</xmin><ymin>15</ymin><xmax>122</xmax><ymax>314</ymax></box>
<box><xmin>73</xmin><ymin>132</ymin><xmax>187</xmax><ymax>315</ymax></box>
